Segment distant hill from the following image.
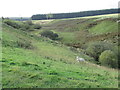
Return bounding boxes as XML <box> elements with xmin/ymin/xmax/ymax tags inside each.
<box><xmin>6</xmin><ymin>17</ymin><xmax>31</xmax><ymax>21</ymax></box>
<box><xmin>31</xmin><ymin>8</ymin><xmax>119</xmax><ymax>20</ymax></box>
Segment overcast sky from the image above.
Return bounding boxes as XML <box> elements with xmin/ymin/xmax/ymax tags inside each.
<box><xmin>0</xmin><ymin>0</ymin><xmax>119</xmax><ymax>17</ymax></box>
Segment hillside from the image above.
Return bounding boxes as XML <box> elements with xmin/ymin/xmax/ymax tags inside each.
<box><xmin>1</xmin><ymin>14</ymin><xmax>119</xmax><ymax>88</ymax></box>
<box><xmin>32</xmin><ymin>14</ymin><xmax>119</xmax><ymax>46</ymax></box>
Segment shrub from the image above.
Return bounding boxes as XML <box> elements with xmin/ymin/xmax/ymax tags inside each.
<box><xmin>21</xmin><ymin>23</ymin><xmax>31</xmax><ymax>31</ymax></box>
<box><xmin>112</xmin><ymin>45</ymin><xmax>120</xmax><ymax>68</ymax></box>
<box><xmin>4</xmin><ymin>19</ymin><xmax>21</xmax><ymax>29</ymax></box>
<box><xmin>22</xmin><ymin>21</ymin><xmax>41</xmax><ymax>31</ymax></box>
<box><xmin>40</xmin><ymin>30</ymin><xmax>59</xmax><ymax>40</ymax></box>
<box><xmin>33</xmin><ymin>24</ymin><xmax>41</xmax><ymax>29</ymax></box>
<box><xmin>4</xmin><ymin>19</ymin><xmax>41</xmax><ymax>32</ymax></box>
<box><xmin>99</xmin><ymin>50</ymin><xmax>118</xmax><ymax>68</ymax></box>
<box><xmin>112</xmin><ymin>46</ymin><xmax>120</xmax><ymax>58</ymax></box>
<box><xmin>86</xmin><ymin>42</ymin><xmax>113</xmax><ymax>61</ymax></box>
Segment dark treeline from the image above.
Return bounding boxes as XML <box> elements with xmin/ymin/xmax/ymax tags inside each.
<box><xmin>31</xmin><ymin>8</ymin><xmax>119</xmax><ymax>20</ymax></box>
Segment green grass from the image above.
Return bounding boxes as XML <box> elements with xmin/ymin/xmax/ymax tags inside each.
<box><xmin>57</xmin><ymin>31</ymin><xmax>77</xmax><ymax>44</ymax></box>
<box><xmin>2</xmin><ymin>47</ymin><xmax>118</xmax><ymax>88</ymax></box>
<box><xmin>89</xmin><ymin>20</ymin><xmax>118</xmax><ymax>35</ymax></box>
<box><xmin>2</xmin><ymin>17</ymin><xmax>119</xmax><ymax>88</ymax></box>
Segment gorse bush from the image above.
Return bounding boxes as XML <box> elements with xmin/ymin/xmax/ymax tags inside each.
<box><xmin>99</xmin><ymin>50</ymin><xmax>118</xmax><ymax>68</ymax></box>
<box><xmin>40</xmin><ymin>30</ymin><xmax>59</xmax><ymax>40</ymax></box>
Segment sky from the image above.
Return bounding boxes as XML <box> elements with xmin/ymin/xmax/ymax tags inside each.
<box><xmin>0</xmin><ymin>0</ymin><xmax>119</xmax><ymax>17</ymax></box>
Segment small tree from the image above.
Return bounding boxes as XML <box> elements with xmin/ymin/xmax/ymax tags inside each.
<box><xmin>99</xmin><ymin>50</ymin><xmax>118</xmax><ymax>68</ymax></box>
<box><xmin>86</xmin><ymin>42</ymin><xmax>113</xmax><ymax>61</ymax></box>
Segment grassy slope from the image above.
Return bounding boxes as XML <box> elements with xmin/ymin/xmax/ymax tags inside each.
<box><xmin>2</xmin><ymin>20</ymin><xmax>118</xmax><ymax>88</ymax></box>
<box><xmin>89</xmin><ymin>20</ymin><xmax>118</xmax><ymax>35</ymax></box>
<box><xmin>32</xmin><ymin>14</ymin><xmax>118</xmax><ymax>45</ymax></box>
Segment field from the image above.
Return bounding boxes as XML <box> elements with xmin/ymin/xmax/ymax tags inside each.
<box><xmin>1</xmin><ymin>13</ymin><xmax>119</xmax><ymax>88</ymax></box>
